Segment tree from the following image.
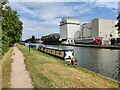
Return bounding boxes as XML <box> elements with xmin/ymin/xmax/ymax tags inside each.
<box><xmin>2</xmin><ymin>6</ymin><xmax>23</xmax><ymax>45</ymax></box>
<box><xmin>25</xmin><ymin>35</ymin><xmax>38</xmax><ymax>43</ymax></box>
<box><xmin>116</xmin><ymin>13</ymin><xmax>120</xmax><ymax>34</ymax></box>
<box><xmin>31</xmin><ymin>35</ymin><xmax>36</xmax><ymax>43</ymax></box>
<box><xmin>0</xmin><ymin>0</ymin><xmax>8</xmax><ymax>56</ymax></box>
<box><xmin>0</xmin><ymin>0</ymin><xmax>7</xmax><ymax>12</ymax></box>
<box><xmin>2</xmin><ymin>5</ymin><xmax>23</xmax><ymax>54</ymax></box>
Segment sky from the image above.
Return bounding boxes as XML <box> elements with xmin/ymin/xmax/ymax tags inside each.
<box><xmin>6</xmin><ymin>0</ymin><xmax>120</xmax><ymax>40</ymax></box>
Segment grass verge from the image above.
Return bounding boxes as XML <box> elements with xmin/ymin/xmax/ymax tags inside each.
<box><xmin>0</xmin><ymin>60</ymin><xmax>2</xmax><ymax>89</ymax></box>
<box><xmin>17</xmin><ymin>44</ymin><xmax>119</xmax><ymax>88</ymax></box>
<box><xmin>2</xmin><ymin>48</ymin><xmax>13</xmax><ymax>88</ymax></box>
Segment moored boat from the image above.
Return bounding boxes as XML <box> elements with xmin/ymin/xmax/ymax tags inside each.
<box><xmin>38</xmin><ymin>45</ymin><xmax>77</xmax><ymax>65</ymax></box>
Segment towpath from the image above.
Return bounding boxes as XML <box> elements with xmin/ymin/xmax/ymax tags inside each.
<box><xmin>10</xmin><ymin>47</ymin><xmax>33</xmax><ymax>88</ymax></box>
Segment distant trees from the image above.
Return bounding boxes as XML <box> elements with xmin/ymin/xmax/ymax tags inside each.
<box><xmin>31</xmin><ymin>35</ymin><xmax>36</xmax><ymax>43</ymax></box>
<box><xmin>41</xmin><ymin>34</ymin><xmax>61</xmax><ymax>45</ymax></box>
<box><xmin>1</xmin><ymin>2</ymin><xmax>23</xmax><ymax>55</ymax></box>
<box><xmin>25</xmin><ymin>35</ymin><xmax>40</xmax><ymax>43</ymax></box>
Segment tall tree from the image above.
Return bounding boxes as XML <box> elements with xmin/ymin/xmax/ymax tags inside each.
<box><xmin>0</xmin><ymin>0</ymin><xmax>8</xmax><ymax>56</ymax></box>
<box><xmin>2</xmin><ymin>5</ymin><xmax>23</xmax><ymax>54</ymax></box>
<box><xmin>2</xmin><ymin>6</ymin><xmax>23</xmax><ymax>45</ymax></box>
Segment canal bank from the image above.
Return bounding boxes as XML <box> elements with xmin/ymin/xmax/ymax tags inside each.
<box><xmin>2</xmin><ymin>48</ymin><xmax>13</xmax><ymax>88</ymax></box>
<box><xmin>62</xmin><ymin>44</ymin><xmax>120</xmax><ymax>49</ymax></box>
<box><xmin>17</xmin><ymin>44</ymin><xmax>119</xmax><ymax>88</ymax></box>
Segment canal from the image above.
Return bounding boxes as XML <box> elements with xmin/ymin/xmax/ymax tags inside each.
<box><xmin>46</xmin><ymin>45</ymin><xmax>120</xmax><ymax>82</ymax></box>
<box><xmin>26</xmin><ymin>43</ymin><xmax>120</xmax><ymax>82</ymax></box>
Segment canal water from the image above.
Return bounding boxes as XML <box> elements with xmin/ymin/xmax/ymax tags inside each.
<box><xmin>26</xmin><ymin>43</ymin><xmax>120</xmax><ymax>82</ymax></box>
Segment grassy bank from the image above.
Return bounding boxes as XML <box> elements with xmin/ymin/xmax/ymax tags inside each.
<box><xmin>62</xmin><ymin>44</ymin><xmax>120</xmax><ymax>49</ymax></box>
<box><xmin>2</xmin><ymin>48</ymin><xmax>13</xmax><ymax>88</ymax></box>
<box><xmin>0</xmin><ymin>60</ymin><xmax>2</xmax><ymax>89</ymax></box>
<box><xmin>17</xmin><ymin>44</ymin><xmax>119</xmax><ymax>88</ymax></box>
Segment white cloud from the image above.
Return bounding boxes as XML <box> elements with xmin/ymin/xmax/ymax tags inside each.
<box><xmin>7</xmin><ymin>2</ymin><xmax>93</xmax><ymax>40</ymax></box>
<box><xmin>7</xmin><ymin>2</ymin><xmax>118</xmax><ymax>40</ymax></box>
<box><xmin>19</xmin><ymin>3</ymin><xmax>91</xmax><ymax>20</ymax></box>
<box><xmin>8</xmin><ymin>0</ymin><xmax>120</xmax><ymax>2</ymax></box>
<box><xmin>20</xmin><ymin>18</ymin><xmax>59</xmax><ymax>40</ymax></box>
<box><xmin>8</xmin><ymin>0</ymin><xmax>119</xmax><ymax>10</ymax></box>
<box><xmin>95</xmin><ymin>0</ymin><xmax>119</xmax><ymax>2</ymax></box>
<box><xmin>93</xmin><ymin>2</ymin><xmax>118</xmax><ymax>9</ymax></box>
<box><xmin>8</xmin><ymin>0</ymin><xmax>95</xmax><ymax>2</ymax></box>
<box><xmin>90</xmin><ymin>0</ymin><xmax>120</xmax><ymax>9</ymax></box>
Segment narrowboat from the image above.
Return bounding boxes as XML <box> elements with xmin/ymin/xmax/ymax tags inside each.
<box><xmin>38</xmin><ymin>45</ymin><xmax>77</xmax><ymax>65</ymax></box>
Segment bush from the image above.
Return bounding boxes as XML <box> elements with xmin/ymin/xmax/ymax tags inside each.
<box><xmin>2</xmin><ymin>42</ymin><xmax>9</xmax><ymax>56</ymax></box>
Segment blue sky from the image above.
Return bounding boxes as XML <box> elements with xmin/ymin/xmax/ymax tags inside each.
<box><xmin>7</xmin><ymin>0</ymin><xmax>119</xmax><ymax>40</ymax></box>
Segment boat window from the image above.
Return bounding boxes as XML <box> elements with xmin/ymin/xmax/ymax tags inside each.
<box><xmin>59</xmin><ymin>52</ymin><xmax>61</xmax><ymax>55</ymax></box>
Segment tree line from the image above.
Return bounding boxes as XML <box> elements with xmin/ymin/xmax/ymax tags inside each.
<box><xmin>24</xmin><ymin>35</ymin><xmax>40</xmax><ymax>43</ymax></box>
<box><xmin>0</xmin><ymin>0</ymin><xmax>23</xmax><ymax>55</ymax></box>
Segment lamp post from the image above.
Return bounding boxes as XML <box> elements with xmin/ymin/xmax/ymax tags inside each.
<box><xmin>28</xmin><ymin>41</ymin><xmax>30</xmax><ymax>52</ymax></box>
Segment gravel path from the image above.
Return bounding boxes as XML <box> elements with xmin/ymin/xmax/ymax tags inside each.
<box><xmin>10</xmin><ymin>47</ymin><xmax>33</xmax><ymax>88</ymax></box>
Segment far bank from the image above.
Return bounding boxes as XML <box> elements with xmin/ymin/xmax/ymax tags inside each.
<box><xmin>61</xmin><ymin>44</ymin><xmax>120</xmax><ymax>49</ymax></box>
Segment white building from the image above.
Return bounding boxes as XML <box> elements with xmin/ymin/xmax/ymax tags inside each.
<box><xmin>91</xmin><ymin>18</ymin><xmax>118</xmax><ymax>39</ymax></box>
<box><xmin>117</xmin><ymin>1</ymin><xmax>120</xmax><ymax>37</ymax></box>
<box><xmin>60</xmin><ymin>17</ymin><xmax>80</xmax><ymax>44</ymax></box>
<box><xmin>118</xmin><ymin>1</ymin><xmax>120</xmax><ymax>13</ymax></box>
<box><xmin>81</xmin><ymin>23</ymin><xmax>91</xmax><ymax>38</ymax></box>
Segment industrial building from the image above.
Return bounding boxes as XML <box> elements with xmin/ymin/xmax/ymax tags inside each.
<box><xmin>59</xmin><ymin>17</ymin><xmax>119</xmax><ymax>45</ymax></box>
<box><xmin>80</xmin><ymin>18</ymin><xmax>118</xmax><ymax>45</ymax></box>
<box><xmin>81</xmin><ymin>18</ymin><xmax>118</xmax><ymax>39</ymax></box>
<box><xmin>118</xmin><ymin>1</ymin><xmax>120</xmax><ymax>13</ymax></box>
<box><xmin>58</xmin><ymin>1</ymin><xmax>120</xmax><ymax>45</ymax></box>
<box><xmin>91</xmin><ymin>18</ymin><xmax>118</xmax><ymax>39</ymax></box>
<box><xmin>117</xmin><ymin>1</ymin><xmax>120</xmax><ymax>37</ymax></box>
<box><xmin>60</xmin><ymin>17</ymin><xmax>80</xmax><ymax>44</ymax></box>
<box><xmin>81</xmin><ymin>23</ymin><xmax>91</xmax><ymax>38</ymax></box>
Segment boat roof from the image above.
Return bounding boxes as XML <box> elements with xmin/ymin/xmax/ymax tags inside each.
<box><xmin>39</xmin><ymin>45</ymin><xmax>73</xmax><ymax>51</ymax></box>
<box><xmin>46</xmin><ymin>47</ymin><xmax>63</xmax><ymax>50</ymax></box>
